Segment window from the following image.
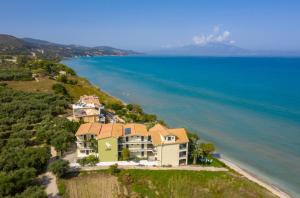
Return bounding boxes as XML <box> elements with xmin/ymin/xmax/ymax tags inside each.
<box><xmin>91</xmin><ymin>135</ymin><xmax>94</xmax><ymax>139</ymax></box>
<box><xmin>141</xmin><ymin>152</ymin><xmax>144</xmax><ymax>157</ymax></box>
<box><xmin>84</xmin><ymin>135</ymin><xmax>87</xmax><ymax>140</ymax></box>
<box><xmin>141</xmin><ymin>136</ymin><xmax>144</xmax><ymax>141</ymax></box>
<box><xmin>141</xmin><ymin>144</ymin><xmax>144</xmax><ymax>149</ymax></box>
<box><xmin>148</xmin><ymin>136</ymin><xmax>151</xmax><ymax>141</ymax></box>
<box><xmin>84</xmin><ymin>143</ymin><xmax>87</xmax><ymax>148</ymax></box>
<box><xmin>167</xmin><ymin>136</ymin><xmax>172</xmax><ymax>141</ymax></box>
<box><xmin>125</xmin><ymin>128</ymin><xmax>131</xmax><ymax>135</ymax></box>
<box><xmin>126</xmin><ymin>137</ymin><xmax>129</xmax><ymax>142</ymax></box>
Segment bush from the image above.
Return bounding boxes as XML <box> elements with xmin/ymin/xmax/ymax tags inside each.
<box><xmin>77</xmin><ymin>155</ymin><xmax>98</xmax><ymax>166</ymax></box>
<box><xmin>56</xmin><ymin>74</ymin><xmax>68</xmax><ymax>83</ymax></box>
<box><xmin>52</xmin><ymin>83</ymin><xmax>68</xmax><ymax>95</ymax></box>
<box><xmin>108</xmin><ymin>164</ymin><xmax>120</xmax><ymax>175</ymax></box>
<box><xmin>49</xmin><ymin>159</ymin><xmax>69</xmax><ymax>178</ymax></box>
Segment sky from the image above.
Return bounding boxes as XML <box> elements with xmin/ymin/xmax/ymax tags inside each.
<box><xmin>1</xmin><ymin>0</ymin><xmax>300</xmax><ymax>51</ymax></box>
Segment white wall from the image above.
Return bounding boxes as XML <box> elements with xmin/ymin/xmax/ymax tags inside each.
<box><xmin>156</xmin><ymin>144</ymin><xmax>180</xmax><ymax>166</ymax></box>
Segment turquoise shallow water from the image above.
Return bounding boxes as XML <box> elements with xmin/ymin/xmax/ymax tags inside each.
<box><xmin>63</xmin><ymin>56</ymin><xmax>300</xmax><ymax>197</ymax></box>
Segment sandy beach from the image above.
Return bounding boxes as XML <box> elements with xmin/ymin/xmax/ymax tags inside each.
<box><xmin>219</xmin><ymin>158</ymin><xmax>290</xmax><ymax>198</ymax></box>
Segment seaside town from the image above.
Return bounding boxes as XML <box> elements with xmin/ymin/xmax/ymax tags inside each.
<box><xmin>1</xmin><ymin>0</ymin><xmax>297</xmax><ymax>194</ymax></box>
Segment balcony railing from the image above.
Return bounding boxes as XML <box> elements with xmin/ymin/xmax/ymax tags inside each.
<box><xmin>179</xmin><ymin>144</ymin><xmax>187</xmax><ymax>150</ymax></box>
<box><xmin>119</xmin><ymin>140</ymin><xmax>152</xmax><ymax>144</ymax></box>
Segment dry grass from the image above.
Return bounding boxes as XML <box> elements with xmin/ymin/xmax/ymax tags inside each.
<box><xmin>63</xmin><ymin>173</ymin><xmax>125</xmax><ymax>198</ymax></box>
<box><xmin>4</xmin><ymin>77</ymin><xmax>56</xmax><ymax>93</ymax></box>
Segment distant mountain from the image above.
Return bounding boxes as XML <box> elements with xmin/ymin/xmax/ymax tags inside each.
<box><xmin>149</xmin><ymin>43</ymin><xmax>300</xmax><ymax>56</ymax></box>
<box><xmin>0</xmin><ymin>34</ymin><xmax>138</xmax><ymax>59</ymax></box>
<box><xmin>150</xmin><ymin>43</ymin><xmax>253</xmax><ymax>56</ymax></box>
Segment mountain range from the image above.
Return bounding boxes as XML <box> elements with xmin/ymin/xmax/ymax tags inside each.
<box><xmin>0</xmin><ymin>34</ymin><xmax>138</xmax><ymax>59</ymax></box>
<box><xmin>148</xmin><ymin>43</ymin><xmax>300</xmax><ymax>56</ymax></box>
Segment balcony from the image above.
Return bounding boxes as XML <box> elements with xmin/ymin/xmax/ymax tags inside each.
<box><xmin>179</xmin><ymin>143</ymin><xmax>187</xmax><ymax>150</ymax></box>
<box><xmin>179</xmin><ymin>151</ymin><xmax>187</xmax><ymax>158</ymax></box>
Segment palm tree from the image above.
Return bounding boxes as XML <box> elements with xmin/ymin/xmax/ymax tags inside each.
<box><xmin>191</xmin><ymin>141</ymin><xmax>202</xmax><ymax>164</ymax></box>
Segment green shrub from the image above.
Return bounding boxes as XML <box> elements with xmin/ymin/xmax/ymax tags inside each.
<box><xmin>77</xmin><ymin>155</ymin><xmax>98</xmax><ymax>166</ymax></box>
<box><xmin>49</xmin><ymin>159</ymin><xmax>69</xmax><ymax>178</ymax></box>
<box><xmin>52</xmin><ymin>83</ymin><xmax>68</xmax><ymax>95</ymax></box>
<box><xmin>108</xmin><ymin>164</ymin><xmax>120</xmax><ymax>175</ymax></box>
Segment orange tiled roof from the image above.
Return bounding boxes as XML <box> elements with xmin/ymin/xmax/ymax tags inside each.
<box><xmin>123</xmin><ymin>123</ymin><xmax>148</xmax><ymax>136</ymax></box>
<box><xmin>75</xmin><ymin>123</ymin><xmax>102</xmax><ymax>136</ymax></box>
<box><xmin>149</xmin><ymin>124</ymin><xmax>189</xmax><ymax>146</ymax></box>
<box><xmin>97</xmin><ymin>123</ymin><xmax>123</xmax><ymax>139</ymax></box>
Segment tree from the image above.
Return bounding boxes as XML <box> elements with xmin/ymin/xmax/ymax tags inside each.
<box><xmin>88</xmin><ymin>138</ymin><xmax>98</xmax><ymax>153</ymax></box>
<box><xmin>191</xmin><ymin>141</ymin><xmax>202</xmax><ymax>165</ymax></box>
<box><xmin>56</xmin><ymin>74</ymin><xmax>68</xmax><ymax>83</ymax></box>
<box><xmin>52</xmin><ymin>83</ymin><xmax>68</xmax><ymax>95</ymax></box>
<box><xmin>200</xmin><ymin>143</ymin><xmax>215</xmax><ymax>157</ymax></box>
<box><xmin>15</xmin><ymin>186</ymin><xmax>47</xmax><ymax>198</ymax></box>
<box><xmin>187</xmin><ymin>131</ymin><xmax>200</xmax><ymax>164</ymax></box>
<box><xmin>48</xmin><ymin>159</ymin><xmax>69</xmax><ymax>178</ymax></box>
<box><xmin>121</xmin><ymin>148</ymin><xmax>130</xmax><ymax>161</ymax></box>
<box><xmin>0</xmin><ymin>168</ymin><xmax>36</xmax><ymax>197</ymax></box>
<box><xmin>50</xmin><ymin>131</ymin><xmax>75</xmax><ymax>156</ymax></box>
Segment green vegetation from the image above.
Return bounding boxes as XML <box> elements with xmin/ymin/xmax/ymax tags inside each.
<box><xmin>0</xmin><ymin>85</ymin><xmax>78</xmax><ymax>197</ymax></box>
<box><xmin>0</xmin><ymin>68</ymin><xmax>32</xmax><ymax>81</ymax></box>
<box><xmin>52</xmin><ymin>83</ymin><xmax>69</xmax><ymax>96</ymax></box>
<box><xmin>108</xmin><ymin>164</ymin><xmax>121</xmax><ymax>175</ymax></box>
<box><xmin>25</xmin><ymin>60</ymin><xmax>76</xmax><ymax>76</ymax></box>
<box><xmin>77</xmin><ymin>155</ymin><xmax>99</xmax><ymax>167</ymax></box>
<box><xmin>121</xmin><ymin>148</ymin><xmax>130</xmax><ymax>161</ymax></box>
<box><xmin>49</xmin><ymin>159</ymin><xmax>70</xmax><ymax>178</ymax></box>
<box><xmin>59</xmin><ymin>169</ymin><xmax>276</xmax><ymax>198</ymax></box>
<box><xmin>4</xmin><ymin>76</ymin><xmax>56</xmax><ymax>93</ymax></box>
<box><xmin>118</xmin><ymin>169</ymin><xmax>276</xmax><ymax>198</ymax></box>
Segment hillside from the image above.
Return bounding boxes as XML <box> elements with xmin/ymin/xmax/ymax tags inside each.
<box><xmin>0</xmin><ymin>34</ymin><xmax>138</xmax><ymax>59</ymax></box>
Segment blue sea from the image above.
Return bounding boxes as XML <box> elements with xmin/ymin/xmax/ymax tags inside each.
<box><xmin>63</xmin><ymin>56</ymin><xmax>300</xmax><ymax>197</ymax></box>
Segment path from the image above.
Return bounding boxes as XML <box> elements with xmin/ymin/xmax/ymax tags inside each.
<box><xmin>39</xmin><ymin>146</ymin><xmax>60</xmax><ymax>198</ymax></box>
<box><xmin>39</xmin><ymin>172</ymin><xmax>59</xmax><ymax>198</ymax></box>
<box><xmin>79</xmin><ymin>165</ymin><xmax>228</xmax><ymax>172</ymax></box>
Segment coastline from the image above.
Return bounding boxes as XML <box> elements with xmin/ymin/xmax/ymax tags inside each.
<box><xmin>219</xmin><ymin>158</ymin><xmax>290</xmax><ymax>198</ymax></box>
<box><xmin>86</xmin><ymin>79</ymin><xmax>292</xmax><ymax>198</ymax></box>
<box><xmin>63</xmin><ymin>58</ymin><xmax>292</xmax><ymax>198</ymax></box>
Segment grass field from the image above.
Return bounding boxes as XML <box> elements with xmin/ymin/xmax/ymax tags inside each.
<box><xmin>4</xmin><ymin>75</ymin><xmax>121</xmax><ymax>105</ymax></box>
<box><xmin>60</xmin><ymin>170</ymin><xmax>276</xmax><ymax>198</ymax></box>
<box><xmin>4</xmin><ymin>77</ymin><xmax>56</xmax><ymax>93</ymax></box>
<box><xmin>60</xmin><ymin>172</ymin><xmax>125</xmax><ymax>198</ymax></box>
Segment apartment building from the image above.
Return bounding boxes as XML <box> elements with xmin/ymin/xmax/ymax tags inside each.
<box><xmin>72</xmin><ymin>95</ymin><xmax>105</xmax><ymax>123</ymax></box>
<box><xmin>75</xmin><ymin>123</ymin><xmax>189</xmax><ymax>166</ymax></box>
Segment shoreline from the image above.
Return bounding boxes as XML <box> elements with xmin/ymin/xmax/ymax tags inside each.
<box><xmin>63</xmin><ymin>58</ymin><xmax>292</xmax><ymax>198</ymax></box>
<box><xmin>219</xmin><ymin>158</ymin><xmax>290</xmax><ymax>198</ymax></box>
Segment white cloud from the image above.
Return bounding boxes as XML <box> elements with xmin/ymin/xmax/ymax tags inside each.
<box><xmin>193</xmin><ymin>26</ymin><xmax>233</xmax><ymax>45</ymax></box>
